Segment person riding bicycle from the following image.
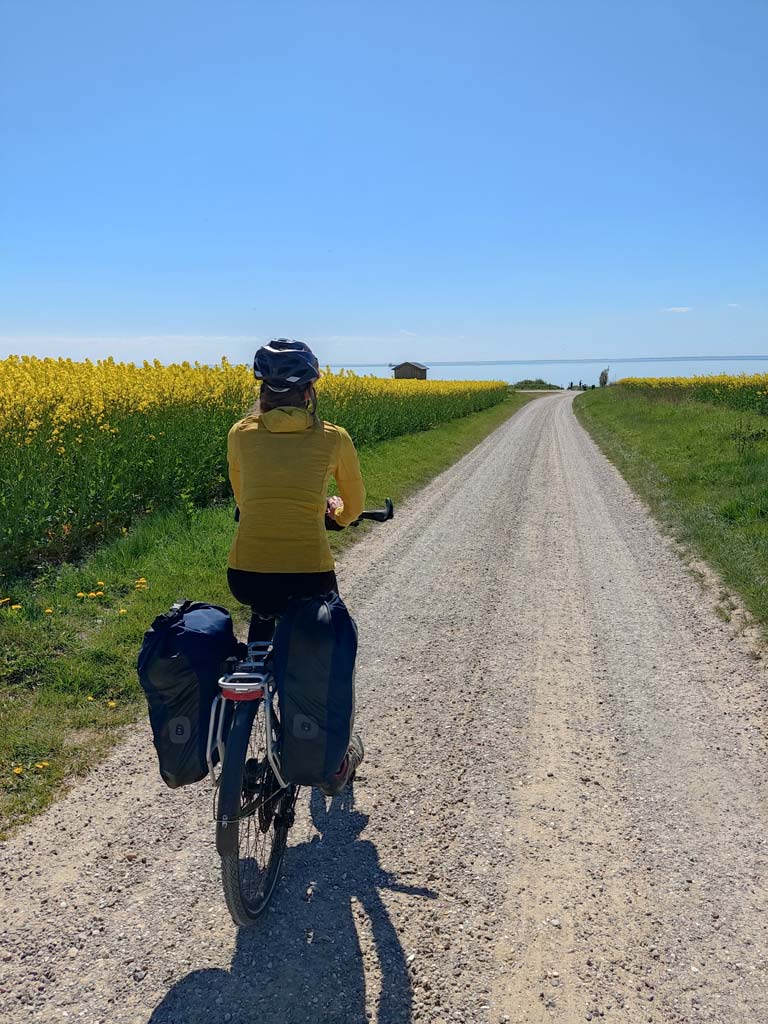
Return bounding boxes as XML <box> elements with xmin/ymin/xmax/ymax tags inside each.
<box><xmin>226</xmin><ymin>338</ymin><xmax>365</xmax><ymax>795</ymax></box>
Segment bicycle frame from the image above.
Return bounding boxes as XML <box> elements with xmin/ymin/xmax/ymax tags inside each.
<box><xmin>206</xmin><ymin>641</ymin><xmax>288</xmax><ymax>790</ymax></box>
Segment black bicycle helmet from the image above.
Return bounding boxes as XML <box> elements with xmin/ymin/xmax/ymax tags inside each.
<box><xmin>253</xmin><ymin>338</ymin><xmax>320</xmax><ymax>392</ymax></box>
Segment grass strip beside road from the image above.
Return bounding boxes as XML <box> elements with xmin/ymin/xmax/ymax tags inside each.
<box><xmin>575</xmin><ymin>387</ymin><xmax>768</xmax><ymax>634</ymax></box>
<box><xmin>0</xmin><ymin>392</ymin><xmax>539</xmax><ymax>834</ymax></box>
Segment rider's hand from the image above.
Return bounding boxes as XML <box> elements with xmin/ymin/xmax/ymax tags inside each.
<box><xmin>326</xmin><ymin>495</ymin><xmax>344</xmax><ymax>520</ymax></box>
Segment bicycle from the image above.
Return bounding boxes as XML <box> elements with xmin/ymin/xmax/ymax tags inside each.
<box><xmin>206</xmin><ymin>500</ymin><xmax>394</xmax><ymax>926</ymax></box>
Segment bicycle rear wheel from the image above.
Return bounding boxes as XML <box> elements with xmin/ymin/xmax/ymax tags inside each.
<box><xmin>216</xmin><ymin>698</ymin><xmax>296</xmax><ymax>925</ymax></box>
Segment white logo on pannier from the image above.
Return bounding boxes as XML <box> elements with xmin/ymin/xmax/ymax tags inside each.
<box><xmin>293</xmin><ymin>714</ymin><xmax>319</xmax><ymax>740</ymax></box>
<box><xmin>169</xmin><ymin>716</ymin><xmax>191</xmax><ymax>743</ymax></box>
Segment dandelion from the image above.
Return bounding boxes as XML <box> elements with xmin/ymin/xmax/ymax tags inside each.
<box><xmin>0</xmin><ymin>597</ymin><xmax>9</xmax><ymax>606</ymax></box>
<box><xmin>118</xmin><ymin>608</ymin><xmax>127</xmax><ymax>615</ymax></box>
<box><xmin>107</xmin><ymin>700</ymin><xmax>117</xmax><ymax>708</ymax></box>
<box><xmin>96</xmin><ymin>581</ymin><xmax>105</xmax><ymax>587</ymax></box>
<box><xmin>13</xmin><ymin>766</ymin><xmax>23</xmax><ymax>776</ymax></box>
<box><xmin>34</xmin><ymin>762</ymin><xmax>48</xmax><ymax>770</ymax></box>
<box><xmin>88</xmin><ymin>592</ymin><xmax>97</xmax><ymax>598</ymax></box>
<box><xmin>44</xmin><ymin>608</ymin><xmax>53</xmax><ymax>614</ymax></box>
<box><xmin>76</xmin><ymin>592</ymin><xmax>86</xmax><ymax>598</ymax></box>
<box><xmin>87</xmin><ymin>695</ymin><xmax>95</xmax><ymax>702</ymax></box>
<box><xmin>94</xmin><ymin>591</ymin><xmax>104</xmax><ymax>597</ymax></box>
<box><xmin>10</xmin><ymin>604</ymin><xmax>21</xmax><ymax>610</ymax></box>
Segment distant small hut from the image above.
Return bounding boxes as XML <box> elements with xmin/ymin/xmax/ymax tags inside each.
<box><xmin>392</xmin><ymin>361</ymin><xmax>428</xmax><ymax>380</ymax></box>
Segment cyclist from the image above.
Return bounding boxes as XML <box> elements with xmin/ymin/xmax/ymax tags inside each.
<box><xmin>226</xmin><ymin>338</ymin><xmax>365</xmax><ymax>794</ymax></box>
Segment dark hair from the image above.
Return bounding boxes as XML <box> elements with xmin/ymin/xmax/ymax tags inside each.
<box><xmin>255</xmin><ymin>382</ymin><xmax>317</xmax><ymax>415</ymax></box>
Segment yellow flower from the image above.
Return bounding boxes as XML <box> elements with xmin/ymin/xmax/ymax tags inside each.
<box><xmin>94</xmin><ymin>591</ymin><xmax>104</xmax><ymax>597</ymax></box>
<box><xmin>13</xmin><ymin>766</ymin><xmax>24</xmax><ymax>776</ymax></box>
<box><xmin>118</xmin><ymin>608</ymin><xmax>127</xmax><ymax>614</ymax></box>
<box><xmin>0</xmin><ymin>597</ymin><xmax>9</xmax><ymax>606</ymax></box>
<box><xmin>2</xmin><ymin>355</ymin><xmax>512</xmax><ymax>578</ymax></box>
<box><xmin>76</xmin><ymin>591</ymin><xmax>86</xmax><ymax>598</ymax></box>
<box><xmin>44</xmin><ymin>608</ymin><xmax>53</xmax><ymax>614</ymax></box>
<box><xmin>87</xmin><ymin>695</ymin><xmax>95</xmax><ymax>701</ymax></box>
<box><xmin>87</xmin><ymin>591</ymin><xmax>97</xmax><ymax>598</ymax></box>
<box><xmin>10</xmin><ymin>604</ymin><xmax>21</xmax><ymax>610</ymax></box>
<box><xmin>135</xmin><ymin>577</ymin><xmax>147</xmax><ymax>583</ymax></box>
<box><xmin>34</xmin><ymin>762</ymin><xmax>48</xmax><ymax>770</ymax></box>
<box><xmin>96</xmin><ymin>581</ymin><xmax>105</xmax><ymax>587</ymax></box>
<box><xmin>107</xmin><ymin>700</ymin><xmax>117</xmax><ymax>708</ymax></box>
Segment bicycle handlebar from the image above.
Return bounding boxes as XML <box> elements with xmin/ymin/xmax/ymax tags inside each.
<box><xmin>234</xmin><ymin>497</ymin><xmax>395</xmax><ymax>530</ymax></box>
<box><xmin>325</xmin><ymin>498</ymin><xmax>394</xmax><ymax>531</ymax></box>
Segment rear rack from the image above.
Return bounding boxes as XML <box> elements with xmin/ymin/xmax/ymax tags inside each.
<box><xmin>206</xmin><ymin>641</ymin><xmax>287</xmax><ymax>789</ymax></box>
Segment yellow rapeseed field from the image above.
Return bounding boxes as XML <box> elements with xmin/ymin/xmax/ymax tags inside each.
<box><xmin>0</xmin><ymin>355</ymin><xmax>506</xmax><ymax>572</ymax></box>
<box><xmin>618</xmin><ymin>373</ymin><xmax>768</xmax><ymax>414</ymax></box>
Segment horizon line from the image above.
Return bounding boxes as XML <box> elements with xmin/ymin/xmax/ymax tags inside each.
<box><xmin>330</xmin><ymin>355</ymin><xmax>768</xmax><ymax>367</ymax></box>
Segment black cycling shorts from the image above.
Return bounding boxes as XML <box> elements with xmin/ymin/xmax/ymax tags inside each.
<box><xmin>227</xmin><ymin>567</ymin><xmax>338</xmax><ymax>620</ymax></box>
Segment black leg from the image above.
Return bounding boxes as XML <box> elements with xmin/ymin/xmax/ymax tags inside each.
<box><xmin>247</xmin><ymin>613</ymin><xmax>275</xmax><ymax>643</ymax></box>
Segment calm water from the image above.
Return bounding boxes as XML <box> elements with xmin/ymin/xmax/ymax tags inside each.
<box><xmin>329</xmin><ymin>357</ymin><xmax>768</xmax><ymax>389</ymax></box>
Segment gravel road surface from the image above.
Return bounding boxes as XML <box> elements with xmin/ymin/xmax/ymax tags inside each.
<box><xmin>2</xmin><ymin>393</ymin><xmax>767</xmax><ymax>1024</ymax></box>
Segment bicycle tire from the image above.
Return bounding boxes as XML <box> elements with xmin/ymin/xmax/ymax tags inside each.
<box><xmin>216</xmin><ymin>699</ymin><xmax>295</xmax><ymax>925</ymax></box>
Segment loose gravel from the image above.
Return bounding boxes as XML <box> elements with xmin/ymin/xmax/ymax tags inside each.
<box><xmin>2</xmin><ymin>393</ymin><xmax>767</xmax><ymax>1024</ymax></box>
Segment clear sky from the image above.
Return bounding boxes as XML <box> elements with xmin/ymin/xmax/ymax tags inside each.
<box><xmin>1</xmin><ymin>0</ymin><xmax>766</xmax><ymax>367</ymax></box>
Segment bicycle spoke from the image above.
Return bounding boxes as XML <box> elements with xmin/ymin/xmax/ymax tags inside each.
<box><xmin>218</xmin><ymin>695</ymin><xmax>295</xmax><ymax>924</ymax></box>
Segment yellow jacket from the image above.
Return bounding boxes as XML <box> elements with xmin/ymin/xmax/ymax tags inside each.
<box><xmin>227</xmin><ymin>407</ymin><xmax>365</xmax><ymax>573</ymax></box>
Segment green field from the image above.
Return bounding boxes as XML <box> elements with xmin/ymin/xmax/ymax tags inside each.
<box><xmin>576</xmin><ymin>386</ymin><xmax>768</xmax><ymax>634</ymax></box>
<box><xmin>0</xmin><ymin>391</ymin><xmax>537</xmax><ymax>835</ymax></box>
<box><xmin>0</xmin><ymin>357</ymin><xmax>508</xmax><ymax>575</ymax></box>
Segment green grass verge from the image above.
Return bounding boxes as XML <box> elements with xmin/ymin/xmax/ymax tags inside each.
<box><xmin>0</xmin><ymin>392</ymin><xmax>538</xmax><ymax>834</ymax></box>
<box><xmin>575</xmin><ymin>386</ymin><xmax>768</xmax><ymax>632</ymax></box>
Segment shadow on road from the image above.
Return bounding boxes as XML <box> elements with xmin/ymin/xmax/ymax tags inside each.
<box><xmin>148</xmin><ymin>786</ymin><xmax>436</xmax><ymax>1024</ymax></box>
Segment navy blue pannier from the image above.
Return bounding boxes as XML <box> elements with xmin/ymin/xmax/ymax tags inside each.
<box><xmin>137</xmin><ymin>600</ymin><xmax>240</xmax><ymax>789</ymax></box>
<box><xmin>272</xmin><ymin>592</ymin><xmax>358</xmax><ymax>787</ymax></box>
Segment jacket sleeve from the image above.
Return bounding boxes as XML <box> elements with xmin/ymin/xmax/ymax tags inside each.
<box><xmin>332</xmin><ymin>427</ymin><xmax>365</xmax><ymax>527</ymax></box>
<box><xmin>227</xmin><ymin>424</ymin><xmax>242</xmax><ymax>507</ymax></box>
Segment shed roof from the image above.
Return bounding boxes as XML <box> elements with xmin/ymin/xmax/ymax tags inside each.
<box><xmin>392</xmin><ymin>361</ymin><xmax>429</xmax><ymax>370</ymax></box>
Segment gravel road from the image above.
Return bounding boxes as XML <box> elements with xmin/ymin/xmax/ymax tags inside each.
<box><xmin>2</xmin><ymin>393</ymin><xmax>767</xmax><ymax>1024</ymax></box>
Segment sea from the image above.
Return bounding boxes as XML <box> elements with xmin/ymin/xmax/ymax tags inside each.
<box><xmin>328</xmin><ymin>356</ymin><xmax>768</xmax><ymax>389</ymax></box>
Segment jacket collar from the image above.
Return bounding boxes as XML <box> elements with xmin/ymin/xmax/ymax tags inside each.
<box><xmin>259</xmin><ymin>407</ymin><xmax>315</xmax><ymax>433</ymax></box>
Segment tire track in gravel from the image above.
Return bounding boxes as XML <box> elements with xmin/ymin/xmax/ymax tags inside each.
<box><xmin>2</xmin><ymin>393</ymin><xmax>768</xmax><ymax>1024</ymax></box>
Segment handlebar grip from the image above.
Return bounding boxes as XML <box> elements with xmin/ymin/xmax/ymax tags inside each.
<box><xmin>356</xmin><ymin>498</ymin><xmax>394</xmax><ymax>524</ymax></box>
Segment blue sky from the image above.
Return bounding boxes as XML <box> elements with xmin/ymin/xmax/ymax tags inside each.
<box><xmin>1</xmin><ymin>0</ymin><xmax>766</xmax><ymax>367</ymax></box>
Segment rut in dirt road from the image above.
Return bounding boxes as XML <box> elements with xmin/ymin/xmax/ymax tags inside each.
<box><xmin>2</xmin><ymin>393</ymin><xmax>767</xmax><ymax>1024</ymax></box>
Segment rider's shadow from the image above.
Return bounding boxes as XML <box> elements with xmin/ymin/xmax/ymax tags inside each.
<box><xmin>149</xmin><ymin>786</ymin><xmax>437</xmax><ymax>1024</ymax></box>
